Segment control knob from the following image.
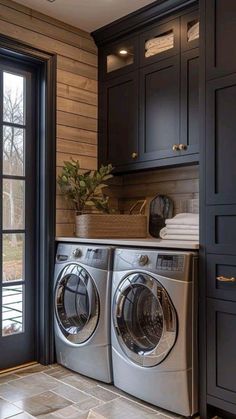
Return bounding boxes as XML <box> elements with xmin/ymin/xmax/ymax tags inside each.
<box><xmin>72</xmin><ymin>248</ymin><xmax>81</xmax><ymax>258</ymax></box>
<box><xmin>138</xmin><ymin>255</ymin><xmax>149</xmax><ymax>266</ymax></box>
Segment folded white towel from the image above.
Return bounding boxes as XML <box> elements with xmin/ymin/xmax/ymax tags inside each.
<box><xmin>165</xmin><ymin>213</ymin><xmax>199</xmax><ymax>226</ymax></box>
<box><xmin>161</xmin><ymin>227</ymin><xmax>199</xmax><ymax>236</ymax></box>
<box><xmin>145</xmin><ymin>45</ymin><xmax>173</xmax><ymax>57</ymax></box>
<box><xmin>159</xmin><ymin>230</ymin><xmax>199</xmax><ymax>241</ymax></box>
<box><xmin>187</xmin><ymin>22</ymin><xmax>199</xmax><ymax>42</ymax></box>
<box><xmin>145</xmin><ymin>39</ymin><xmax>173</xmax><ymax>49</ymax></box>
<box><xmin>145</xmin><ymin>33</ymin><xmax>174</xmax><ymax>50</ymax></box>
<box><xmin>164</xmin><ymin>224</ymin><xmax>199</xmax><ymax>231</ymax></box>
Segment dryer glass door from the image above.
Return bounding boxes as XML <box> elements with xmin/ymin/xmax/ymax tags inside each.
<box><xmin>113</xmin><ymin>273</ymin><xmax>177</xmax><ymax>366</ymax></box>
<box><xmin>55</xmin><ymin>264</ymin><xmax>99</xmax><ymax>344</ymax></box>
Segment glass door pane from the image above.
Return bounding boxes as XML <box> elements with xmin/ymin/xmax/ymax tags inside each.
<box><xmin>1</xmin><ymin>71</ymin><xmax>26</xmax><ymax>339</ymax></box>
<box><xmin>0</xmin><ymin>59</ymin><xmax>36</xmax><ymax>369</ymax></box>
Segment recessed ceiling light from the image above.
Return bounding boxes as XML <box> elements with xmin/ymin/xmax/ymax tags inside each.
<box><xmin>47</xmin><ymin>0</ymin><xmax>56</xmax><ymax>3</ymax></box>
<box><xmin>119</xmin><ymin>49</ymin><xmax>128</xmax><ymax>55</ymax></box>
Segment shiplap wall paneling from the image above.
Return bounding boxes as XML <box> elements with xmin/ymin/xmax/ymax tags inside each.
<box><xmin>0</xmin><ymin>0</ymin><xmax>98</xmax><ymax>236</ymax></box>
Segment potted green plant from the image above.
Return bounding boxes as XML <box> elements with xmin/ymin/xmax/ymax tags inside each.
<box><xmin>57</xmin><ymin>159</ymin><xmax>113</xmax><ymax>213</ymax></box>
<box><xmin>57</xmin><ymin>159</ymin><xmax>147</xmax><ymax>238</ymax></box>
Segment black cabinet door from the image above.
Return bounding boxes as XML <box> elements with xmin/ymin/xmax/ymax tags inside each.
<box><xmin>180</xmin><ymin>48</ymin><xmax>199</xmax><ymax>155</ymax></box>
<box><xmin>206</xmin><ymin>74</ymin><xmax>236</xmax><ymax>205</ymax></box>
<box><xmin>206</xmin><ymin>206</ymin><xmax>236</xmax><ymax>255</ymax></box>
<box><xmin>207</xmin><ymin>298</ymin><xmax>236</xmax><ymax>415</ymax></box>
<box><xmin>139</xmin><ymin>56</ymin><xmax>180</xmax><ymax>163</ymax></box>
<box><xmin>207</xmin><ymin>254</ymin><xmax>236</xmax><ymax>302</ymax></box>
<box><xmin>206</xmin><ymin>0</ymin><xmax>236</xmax><ymax>79</ymax></box>
<box><xmin>100</xmin><ymin>72</ymin><xmax>139</xmax><ymax>170</ymax></box>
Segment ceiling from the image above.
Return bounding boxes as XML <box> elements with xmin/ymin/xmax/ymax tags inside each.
<box><xmin>14</xmin><ymin>0</ymin><xmax>156</xmax><ymax>33</ymax></box>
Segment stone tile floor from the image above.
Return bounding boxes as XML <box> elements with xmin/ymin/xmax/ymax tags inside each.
<box><xmin>0</xmin><ymin>364</ymin><xmax>199</xmax><ymax>419</ymax></box>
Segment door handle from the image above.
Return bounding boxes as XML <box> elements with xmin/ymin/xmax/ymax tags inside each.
<box><xmin>217</xmin><ymin>276</ymin><xmax>236</xmax><ymax>283</ymax></box>
<box><xmin>172</xmin><ymin>144</ymin><xmax>180</xmax><ymax>151</ymax></box>
<box><xmin>179</xmin><ymin>143</ymin><xmax>188</xmax><ymax>151</ymax></box>
<box><xmin>131</xmin><ymin>152</ymin><xmax>138</xmax><ymax>159</ymax></box>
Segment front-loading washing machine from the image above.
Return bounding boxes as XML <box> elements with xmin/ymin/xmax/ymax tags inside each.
<box><xmin>54</xmin><ymin>242</ymin><xmax>113</xmax><ymax>383</ymax></box>
<box><xmin>111</xmin><ymin>247</ymin><xmax>198</xmax><ymax>417</ymax></box>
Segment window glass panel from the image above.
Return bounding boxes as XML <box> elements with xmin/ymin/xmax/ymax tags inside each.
<box><xmin>2</xmin><ymin>233</ymin><xmax>24</xmax><ymax>283</ymax></box>
<box><xmin>3</xmin><ymin>179</ymin><xmax>25</xmax><ymax>230</ymax></box>
<box><xmin>3</xmin><ymin>72</ymin><xmax>25</xmax><ymax>125</ymax></box>
<box><xmin>3</xmin><ymin>126</ymin><xmax>24</xmax><ymax>176</ymax></box>
<box><xmin>2</xmin><ymin>285</ymin><xmax>24</xmax><ymax>336</ymax></box>
<box><xmin>107</xmin><ymin>44</ymin><xmax>134</xmax><ymax>73</ymax></box>
<box><xmin>145</xmin><ymin>30</ymin><xmax>174</xmax><ymax>58</ymax></box>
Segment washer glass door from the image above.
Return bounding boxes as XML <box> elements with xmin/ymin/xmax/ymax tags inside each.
<box><xmin>113</xmin><ymin>273</ymin><xmax>177</xmax><ymax>366</ymax></box>
<box><xmin>55</xmin><ymin>263</ymin><xmax>99</xmax><ymax>344</ymax></box>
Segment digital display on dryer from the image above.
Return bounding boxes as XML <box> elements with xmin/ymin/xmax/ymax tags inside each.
<box><xmin>156</xmin><ymin>254</ymin><xmax>184</xmax><ymax>271</ymax></box>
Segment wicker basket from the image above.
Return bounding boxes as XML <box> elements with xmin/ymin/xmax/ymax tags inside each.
<box><xmin>75</xmin><ymin>201</ymin><xmax>147</xmax><ymax>238</ymax></box>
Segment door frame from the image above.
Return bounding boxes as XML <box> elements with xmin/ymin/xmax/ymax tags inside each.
<box><xmin>0</xmin><ymin>34</ymin><xmax>56</xmax><ymax>365</ymax></box>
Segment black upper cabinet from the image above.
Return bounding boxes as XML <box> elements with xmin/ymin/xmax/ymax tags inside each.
<box><xmin>101</xmin><ymin>36</ymin><xmax>139</xmax><ymax>81</ymax></box>
<box><xmin>180</xmin><ymin>48</ymin><xmax>199</xmax><ymax>155</ymax></box>
<box><xmin>100</xmin><ymin>72</ymin><xmax>139</xmax><ymax>170</ymax></box>
<box><xmin>139</xmin><ymin>18</ymin><xmax>180</xmax><ymax>67</ymax></box>
<box><xmin>206</xmin><ymin>74</ymin><xmax>236</xmax><ymax>205</ymax></box>
<box><xmin>206</xmin><ymin>0</ymin><xmax>236</xmax><ymax>79</ymax></box>
<box><xmin>95</xmin><ymin>4</ymin><xmax>199</xmax><ymax>173</ymax></box>
<box><xmin>139</xmin><ymin>57</ymin><xmax>180</xmax><ymax>162</ymax></box>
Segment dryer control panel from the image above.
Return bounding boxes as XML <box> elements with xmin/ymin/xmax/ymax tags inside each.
<box><xmin>113</xmin><ymin>248</ymin><xmax>196</xmax><ymax>282</ymax></box>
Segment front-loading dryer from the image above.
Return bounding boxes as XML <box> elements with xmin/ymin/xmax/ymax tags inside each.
<box><xmin>111</xmin><ymin>247</ymin><xmax>198</xmax><ymax>417</ymax></box>
<box><xmin>54</xmin><ymin>243</ymin><xmax>113</xmax><ymax>383</ymax></box>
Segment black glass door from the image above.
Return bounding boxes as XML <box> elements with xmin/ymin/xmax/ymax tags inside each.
<box><xmin>113</xmin><ymin>273</ymin><xmax>177</xmax><ymax>366</ymax></box>
<box><xmin>55</xmin><ymin>264</ymin><xmax>99</xmax><ymax>344</ymax></box>
<box><xmin>0</xmin><ymin>58</ymin><xmax>36</xmax><ymax>369</ymax></box>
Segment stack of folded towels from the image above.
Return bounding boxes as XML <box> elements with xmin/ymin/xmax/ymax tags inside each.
<box><xmin>187</xmin><ymin>21</ymin><xmax>199</xmax><ymax>42</ymax></box>
<box><xmin>145</xmin><ymin>32</ymin><xmax>174</xmax><ymax>58</ymax></box>
<box><xmin>159</xmin><ymin>213</ymin><xmax>199</xmax><ymax>241</ymax></box>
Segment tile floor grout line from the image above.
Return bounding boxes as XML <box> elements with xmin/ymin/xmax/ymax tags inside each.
<box><xmin>98</xmin><ymin>384</ymin><xmax>160</xmax><ymax>414</ymax></box>
<box><xmin>42</xmin><ymin>371</ymin><xmax>121</xmax><ymax>404</ymax></box>
<box><xmin>8</xmin><ymin>386</ymin><xmax>73</xmax><ymax>408</ymax></box>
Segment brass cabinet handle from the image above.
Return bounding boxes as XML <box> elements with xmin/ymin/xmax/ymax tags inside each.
<box><xmin>179</xmin><ymin>143</ymin><xmax>188</xmax><ymax>151</ymax></box>
<box><xmin>131</xmin><ymin>152</ymin><xmax>138</xmax><ymax>159</ymax></box>
<box><xmin>172</xmin><ymin>144</ymin><xmax>180</xmax><ymax>151</ymax></box>
<box><xmin>217</xmin><ymin>276</ymin><xmax>236</xmax><ymax>283</ymax></box>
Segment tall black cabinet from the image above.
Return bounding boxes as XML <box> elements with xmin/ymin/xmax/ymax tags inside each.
<box><xmin>200</xmin><ymin>0</ymin><xmax>236</xmax><ymax>417</ymax></box>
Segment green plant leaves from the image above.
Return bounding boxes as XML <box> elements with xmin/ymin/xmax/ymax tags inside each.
<box><xmin>57</xmin><ymin>158</ymin><xmax>114</xmax><ymax>213</ymax></box>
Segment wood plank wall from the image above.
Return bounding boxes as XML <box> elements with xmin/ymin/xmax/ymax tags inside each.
<box><xmin>0</xmin><ymin>0</ymin><xmax>98</xmax><ymax>236</ymax></box>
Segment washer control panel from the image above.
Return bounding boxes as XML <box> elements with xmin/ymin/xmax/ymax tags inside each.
<box><xmin>156</xmin><ymin>254</ymin><xmax>184</xmax><ymax>272</ymax></box>
<box><xmin>56</xmin><ymin>243</ymin><xmax>112</xmax><ymax>270</ymax></box>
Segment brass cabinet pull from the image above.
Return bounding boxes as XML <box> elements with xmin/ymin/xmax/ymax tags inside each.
<box><xmin>172</xmin><ymin>144</ymin><xmax>180</xmax><ymax>151</ymax></box>
<box><xmin>131</xmin><ymin>152</ymin><xmax>138</xmax><ymax>159</ymax></box>
<box><xmin>179</xmin><ymin>143</ymin><xmax>188</xmax><ymax>151</ymax></box>
<box><xmin>217</xmin><ymin>276</ymin><xmax>236</xmax><ymax>283</ymax></box>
